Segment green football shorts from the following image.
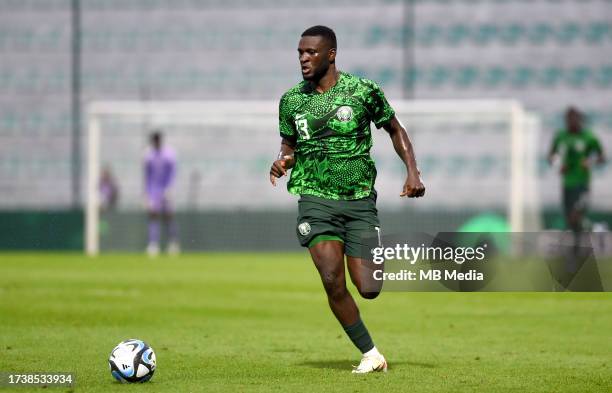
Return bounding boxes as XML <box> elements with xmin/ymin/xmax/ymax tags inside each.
<box><xmin>296</xmin><ymin>191</ymin><xmax>381</xmax><ymax>257</ymax></box>
<box><xmin>563</xmin><ymin>185</ymin><xmax>589</xmax><ymax>216</ymax></box>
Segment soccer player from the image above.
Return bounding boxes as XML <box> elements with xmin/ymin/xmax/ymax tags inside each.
<box><xmin>99</xmin><ymin>165</ymin><xmax>119</xmax><ymax>210</ymax></box>
<box><xmin>548</xmin><ymin>107</ymin><xmax>605</xmax><ymax>234</ymax></box>
<box><xmin>144</xmin><ymin>131</ymin><xmax>180</xmax><ymax>257</ymax></box>
<box><xmin>269</xmin><ymin>26</ymin><xmax>425</xmax><ymax>373</ymax></box>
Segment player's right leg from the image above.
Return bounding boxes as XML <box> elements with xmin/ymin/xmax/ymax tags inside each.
<box><xmin>309</xmin><ymin>240</ymin><xmax>359</xmax><ymax>325</ymax></box>
<box><xmin>147</xmin><ymin>210</ymin><xmax>161</xmax><ymax>257</ymax></box>
<box><xmin>146</xmin><ymin>197</ymin><xmax>163</xmax><ymax>257</ymax></box>
<box><xmin>563</xmin><ymin>186</ymin><xmax>589</xmax><ymax>233</ymax></box>
<box><xmin>161</xmin><ymin>200</ymin><xmax>180</xmax><ymax>255</ymax></box>
<box><xmin>297</xmin><ymin>195</ymin><xmax>360</xmax><ymax>325</ymax></box>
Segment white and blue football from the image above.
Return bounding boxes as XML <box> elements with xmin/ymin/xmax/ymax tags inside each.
<box><xmin>108</xmin><ymin>339</ymin><xmax>156</xmax><ymax>383</ymax></box>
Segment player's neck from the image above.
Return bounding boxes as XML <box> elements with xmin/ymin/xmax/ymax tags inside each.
<box><xmin>314</xmin><ymin>67</ymin><xmax>339</xmax><ymax>93</ymax></box>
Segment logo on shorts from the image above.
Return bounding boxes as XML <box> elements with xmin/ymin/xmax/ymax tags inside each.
<box><xmin>298</xmin><ymin>222</ymin><xmax>311</xmax><ymax>236</ymax></box>
<box><xmin>336</xmin><ymin>106</ymin><xmax>353</xmax><ymax>122</ymax></box>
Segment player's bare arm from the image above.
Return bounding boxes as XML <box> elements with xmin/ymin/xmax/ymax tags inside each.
<box><xmin>582</xmin><ymin>151</ymin><xmax>607</xmax><ymax>169</ymax></box>
<box><xmin>547</xmin><ymin>145</ymin><xmax>557</xmax><ymax>165</ymax></box>
<box><xmin>269</xmin><ymin>138</ymin><xmax>296</xmax><ymax>186</ymax></box>
<box><xmin>383</xmin><ymin>116</ymin><xmax>425</xmax><ymax>198</ymax></box>
<box><xmin>590</xmin><ymin>147</ymin><xmax>607</xmax><ymax>166</ymax></box>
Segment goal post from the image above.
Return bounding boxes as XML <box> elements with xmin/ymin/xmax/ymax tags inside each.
<box><xmin>85</xmin><ymin>99</ymin><xmax>541</xmax><ymax>256</ymax></box>
<box><xmin>389</xmin><ymin>100</ymin><xmax>538</xmax><ymax>235</ymax></box>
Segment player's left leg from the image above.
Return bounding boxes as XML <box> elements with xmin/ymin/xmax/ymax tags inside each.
<box><xmin>161</xmin><ymin>200</ymin><xmax>180</xmax><ymax>255</ymax></box>
<box><xmin>344</xmin><ymin>191</ymin><xmax>384</xmax><ymax>299</ymax></box>
<box><xmin>562</xmin><ymin>185</ymin><xmax>592</xmax><ymax>268</ymax></box>
<box><xmin>569</xmin><ymin>186</ymin><xmax>590</xmax><ymax>258</ymax></box>
<box><xmin>574</xmin><ymin>186</ymin><xmax>590</xmax><ymax>231</ymax></box>
<box><xmin>344</xmin><ymin>254</ymin><xmax>387</xmax><ymax>374</ymax></box>
<box><xmin>347</xmin><ymin>256</ymin><xmax>382</xmax><ymax>299</ymax></box>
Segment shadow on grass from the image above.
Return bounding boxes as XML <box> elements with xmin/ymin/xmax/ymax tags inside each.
<box><xmin>298</xmin><ymin>359</ymin><xmax>436</xmax><ymax>371</ymax></box>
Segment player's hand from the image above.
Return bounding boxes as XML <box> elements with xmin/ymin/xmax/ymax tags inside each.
<box><xmin>144</xmin><ymin>197</ymin><xmax>154</xmax><ymax>211</ymax></box>
<box><xmin>401</xmin><ymin>174</ymin><xmax>425</xmax><ymax>198</ymax></box>
<box><xmin>163</xmin><ymin>189</ymin><xmax>173</xmax><ymax>204</ymax></box>
<box><xmin>269</xmin><ymin>155</ymin><xmax>295</xmax><ymax>186</ymax></box>
<box><xmin>581</xmin><ymin>158</ymin><xmax>591</xmax><ymax>170</ymax></box>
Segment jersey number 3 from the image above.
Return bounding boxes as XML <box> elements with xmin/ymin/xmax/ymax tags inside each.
<box><xmin>295</xmin><ymin>118</ymin><xmax>310</xmax><ymax>140</ymax></box>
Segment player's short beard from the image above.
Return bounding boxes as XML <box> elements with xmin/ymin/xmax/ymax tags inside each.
<box><xmin>303</xmin><ymin>63</ymin><xmax>329</xmax><ymax>82</ymax></box>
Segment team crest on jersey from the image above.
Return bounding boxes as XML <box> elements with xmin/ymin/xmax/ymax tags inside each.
<box><xmin>574</xmin><ymin>140</ymin><xmax>585</xmax><ymax>152</ymax></box>
<box><xmin>336</xmin><ymin>106</ymin><xmax>353</xmax><ymax>122</ymax></box>
<box><xmin>298</xmin><ymin>222</ymin><xmax>311</xmax><ymax>236</ymax></box>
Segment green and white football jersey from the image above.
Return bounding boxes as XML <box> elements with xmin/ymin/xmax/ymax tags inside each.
<box><xmin>551</xmin><ymin>129</ymin><xmax>603</xmax><ymax>187</ymax></box>
<box><xmin>278</xmin><ymin>71</ymin><xmax>395</xmax><ymax>200</ymax></box>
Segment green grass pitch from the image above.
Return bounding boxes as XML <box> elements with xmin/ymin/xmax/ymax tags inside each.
<box><xmin>1</xmin><ymin>253</ymin><xmax>611</xmax><ymax>392</ymax></box>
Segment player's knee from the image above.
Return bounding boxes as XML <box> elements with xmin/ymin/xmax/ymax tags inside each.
<box><xmin>320</xmin><ymin>271</ymin><xmax>340</xmax><ymax>291</ymax></box>
<box><xmin>320</xmin><ymin>272</ymin><xmax>346</xmax><ymax>300</ymax></box>
<box><xmin>352</xmin><ymin>275</ymin><xmax>382</xmax><ymax>299</ymax></box>
<box><xmin>358</xmin><ymin>290</ymin><xmax>380</xmax><ymax>300</ymax></box>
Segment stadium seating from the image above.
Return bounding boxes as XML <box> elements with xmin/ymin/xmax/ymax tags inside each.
<box><xmin>0</xmin><ymin>0</ymin><xmax>610</xmax><ymax>208</ymax></box>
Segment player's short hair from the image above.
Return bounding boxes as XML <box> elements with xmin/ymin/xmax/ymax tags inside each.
<box><xmin>566</xmin><ymin>106</ymin><xmax>582</xmax><ymax>118</ymax></box>
<box><xmin>301</xmin><ymin>25</ymin><xmax>337</xmax><ymax>50</ymax></box>
<box><xmin>150</xmin><ymin>130</ymin><xmax>162</xmax><ymax>144</ymax></box>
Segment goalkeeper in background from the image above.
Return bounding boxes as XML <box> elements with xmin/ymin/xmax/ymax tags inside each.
<box><xmin>548</xmin><ymin>107</ymin><xmax>606</xmax><ymax>234</ymax></box>
<box><xmin>144</xmin><ymin>131</ymin><xmax>180</xmax><ymax>257</ymax></box>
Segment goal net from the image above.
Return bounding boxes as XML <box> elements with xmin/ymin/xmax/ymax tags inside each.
<box><xmin>86</xmin><ymin>100</ymin><xmax>541</xmax><ymax>255</ymax></box>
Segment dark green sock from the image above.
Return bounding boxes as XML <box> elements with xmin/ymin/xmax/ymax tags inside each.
<box><xmin>343</xmin><ymin>318</ymin><xmax>374</xmax><ymax>353</ymax></box>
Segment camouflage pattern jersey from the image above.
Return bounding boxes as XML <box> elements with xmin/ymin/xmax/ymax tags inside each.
<box><xmin>278</xmin><ymin>71</ymin><xmax>395</xmax><ymax>200</ymax></box>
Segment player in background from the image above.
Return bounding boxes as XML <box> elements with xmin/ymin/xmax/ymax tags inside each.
<box><xmin>144</xmin><ymin>131</ymin><xmax>180</xmax><ymax>257</ymax></box>
<box><xmin>99</xmin><ymin>165</ymin><xmax>119</xmax><ymax>210</ymax></box>
<box><xmin>269</xmin><ymin>26</ymin><xmax>425</xmax><ymax>373</ymax></box>
<box><xmin>548</xmin><ymin>107</ymin><xmax>605</xmax><ymax>237</ymax></box>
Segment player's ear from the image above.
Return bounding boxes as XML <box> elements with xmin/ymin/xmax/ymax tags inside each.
<box><xmin>328</xmin><ymin>47</ymin><xmax>336</xmax><ymax>63</ymax></box>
